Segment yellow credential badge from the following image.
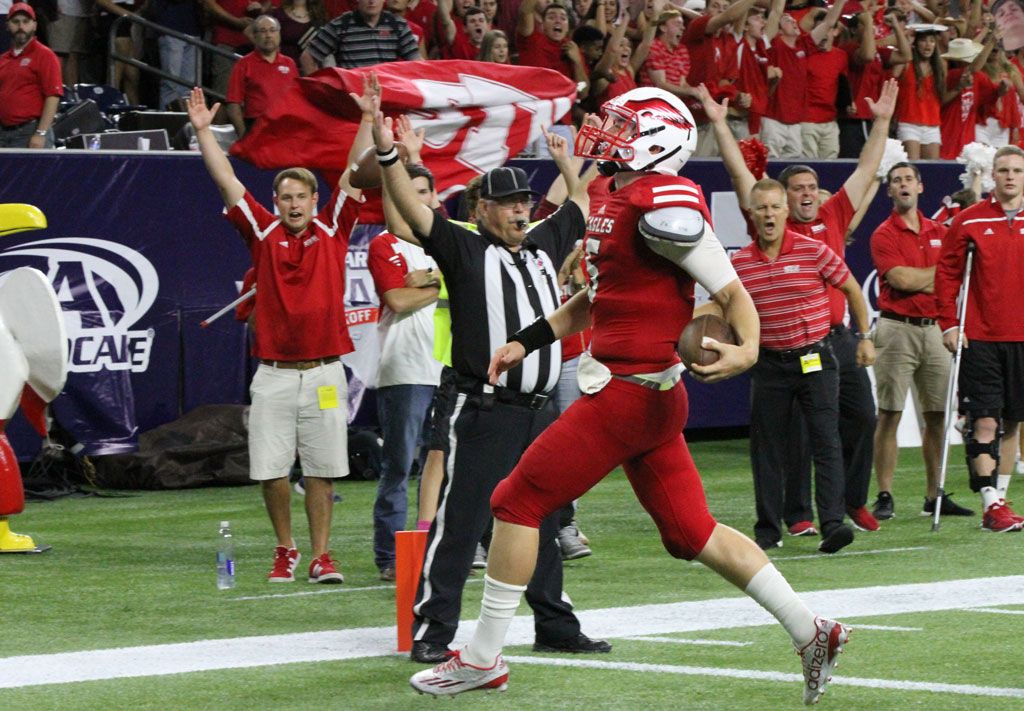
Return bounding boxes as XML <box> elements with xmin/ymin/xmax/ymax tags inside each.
<box><xmin>317</xmin><ymin>385</ymin><xmax>339</xmax><ymax>410</ymax></box>
<box><xmin>800</xmin><ymin>352</ymin><xmax>822</xmax><ymax>374</ymax></box>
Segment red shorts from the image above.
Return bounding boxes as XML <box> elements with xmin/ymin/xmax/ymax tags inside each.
<box><xmin>491</xmin><ymin>377</ymin><xmax>717</xmax><ymax>560</ymax></box>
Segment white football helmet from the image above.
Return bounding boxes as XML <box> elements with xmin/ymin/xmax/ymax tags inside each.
<box><xmin>575</xmin><ymin>87</ymin><xmax>698</xmax><ymax>176</ymax></box>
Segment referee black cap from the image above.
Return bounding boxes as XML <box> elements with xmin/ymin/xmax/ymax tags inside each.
<box><xmin>481</xmin><ymin>167</ymin><xmax>541</xmax><ymax>199</ymax></box>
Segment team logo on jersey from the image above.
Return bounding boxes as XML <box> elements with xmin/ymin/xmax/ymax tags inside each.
<box><xmin>984</xmin><ymin>228</ymin><xmax>994</xmax><ymax>234</ymax></box>
<box><xmin>0</xmin><ymin>237</ymin><xmax>158</xmax><ymax>373</ymax></box>
<box><xmin>587</xmin><ymin>215</ymin><xmax>615</xmax><ymax>234</ymax></box>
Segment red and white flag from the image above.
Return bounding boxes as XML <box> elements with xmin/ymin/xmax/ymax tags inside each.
<box><xmin>231</xmin><ymin>60</ymin><xmax>578</xmax><ymax>197</ymax></box>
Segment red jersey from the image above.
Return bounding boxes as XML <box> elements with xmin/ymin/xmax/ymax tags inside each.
<box><xmin>805</xmin><ymin>46</ymin><xmax>849</xmax><ymax>123</ymax></box>
<box><xmin>517</xmin><ymin>30</ymin><xmax>575</xmax><ymax>77</ymax></box>
<box><xmin>766</xmin><ymin>34</ymin><xmax>813</xmax><ymax>124</ymax></box>
<box><xmin>935</xmin><ymin>195</ymin><xmax>1024</xmax><ymax>340</ymax></box>
<box><xmin>732</xmin><ymin>230</ymin><xmax>850</xmax><ymax>350</ymax></box>
<box><xmin>596</xmin><ymin>69</ymin><xmax>637</xmax><ymax>105</ymax></box>
<box><xmin>786</xmin><ymin>188</ymin><xmax>855</xmax><ymax>325</ymax></box>
<box><xmin>733</xmin><ymin>33</ymin><xmax>769</xmax><ymax>123</ymax></box>
<box><xmin>406</xmin><ymin>0</ymin><xmax>436</xmax><ymax>46</ymax></box>
<box><xmin>638</xmin><ymin>37</ymin><xmax>690</xmax><ymax>88</ymax></box>
<box><xmin>681</xmin><ymin>15</ymin><xmax>716</xmax><ymax>92</ymax></box>
<box><xmin>584</xmin><ymin>174</ymin><xmax>714</xmax><ymax>374</ymax></box>
<box><xmin>0</xmin><ymin>38</ymin><xmax>63</xmax><ymax>127</ymax></box>
<box><xmin>447</xmin><ymin>30</ymin><xmax>479</xmax><ymax>59</ymax></box>
<box><xmin>869</xmin><ymin>209</ymin><xmax>945</xmax><ymax>318</ymax></box>
<box><xmin>897</xmin><ymin>68</ymin><xmax>940</xmax><ymax>126</ymax></box>
<box><xmin>225</xmin><ymin>51</ymin><xmax>298</xmax><ymax>119</ymax></box>
<box><xmin>844</xmin><ymin>44</ymin><xmax>893</xmax><ymax>121</ymax></box>
<box><xmin>226</xmin><ymin>188</ymin><xmax>360</xmax><ymax>360</ymax></box>
<box><xmin>940</xmin><ymin>68</ymin><xmax>987</xmax><ymax>159</ymax></box>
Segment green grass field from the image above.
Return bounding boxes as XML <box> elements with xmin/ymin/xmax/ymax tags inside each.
<box><xmin>2</xmin><ymin>437</ymin><xmax>1022</xmax><ymax>711</ymax></box>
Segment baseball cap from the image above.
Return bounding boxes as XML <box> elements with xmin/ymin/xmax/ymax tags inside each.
<box><xmin>480</xmin><ymin>167</ymin><xmax>540</xmax><ymax>200</ymax></box>
<box><xmin>9</xmin><ymin>2</ymin><xmax>36</xmax><ymax>19</ymax></box>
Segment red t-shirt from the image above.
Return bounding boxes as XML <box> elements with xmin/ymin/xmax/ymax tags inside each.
<box><xmin>517</xmin><ymin>30</ymin><xmax>575</xmax><ymax>77</ymax></box>
<box><xmin>638</xmin><ymin>37</ymin><xmax>690</xmax><ymax>88</ymax></box>
<box><xmin>732</xmin><ymin>230</ymin><xmax>850</xmax><ymax>350</ymax></box>
<box><xmin>211</xmin><ymin>0</ymin><xmax>253</xmax><ymax>48</ymax></box>
<box><xmin>681</xmin><ymin>14</ymin><xmax>716</xmax><ymax>89</ymax></box>
<box><xmin>225</xmin><ymin>188</ymin><xmax>359</xmax><ymax>360</ymax></box>
<box><xmin>406</xmin><ymin>0</ymin><xmax>436</xmax><ymax>47</ymax></box>
<box><xmin>786</xmin><ymin>188</ymin><xmax>856</xmax><ymax>325</ymax></box>
<box><xmin>844</xmin><ymin>43</ymin><xmax>893</xmax><ymax>121</ymax></box>
<box><xmin>225</xmin><ymin>51</ymin><xmax>298</xmax><ymax>119</ymax></box>
<box><xmin>0</xmin><ymin>38</ymin><xmax>63</xmax><ymax>127</ymax></box>
<box><xmin>870</xmin><ymin>209</ymin><xmax>945</xmax><ymax>318</ymax></box>
<box><xmin>805</xmin><ymin>46</ymin><xmax>849</xmax><ymax>123</ymax></box>
<box><xmin>941</xmin><ymin>68</ymin><xmax>994</xmax><ymax>160</ymax></box>
<box><xmin>597</xmin><ymin>69</ymin><xmax>637</xmax><ymax>106</ymax></box>
<box><xmin>585</xmin><ymin>174</ymin><xmax>713</xmax><ymax>374</ymax></box>
<box><xmin>766</xmin><ymin>34</ymin><xmax>813</xmax><ymax>124</ymax></box>
<box><xmin>733</xmin><ymin>33</ymin><xmax>769</xmax><ymax>130</ymax></box>
<box><xmin>447</xmin><ymin>30</ymin><xmax>479</xmax><ymax>59</ymax></box>
<box><xmin>897</xmin><ymin>68</ymin><xmax>940</xmax><ymax>126</ymax></box>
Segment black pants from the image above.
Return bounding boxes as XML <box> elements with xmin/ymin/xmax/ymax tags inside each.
<box><xmin>751</xmin><ymin>343</ymin><xmax>846</xmax><ymax>543</ymax></box>
<box><xmin>411</xmin><ymin>390</ymin><xmax>580</xmax><ymax>647</ymax></box>
<box><xmin>784</xmin><ymin>326</ymin><xmax>877</xmax><ymax>521</ymax></box>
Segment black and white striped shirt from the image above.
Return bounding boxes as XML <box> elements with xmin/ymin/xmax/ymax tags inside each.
<box><xmin>306</xmin><ymin>11</ymin><xmax>419</xmax><ymax>68</ymax></box>
<box><xmin>417</xmin><ymin>202</ymin><xmax>585</xmax><ymax>395</ymax></box>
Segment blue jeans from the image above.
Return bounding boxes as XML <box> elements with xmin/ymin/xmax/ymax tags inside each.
<box><xmin>373</xmin><ymin>383</ymin><xmax>435</xmax><ymax>570</ymax></box>
<box><xmin>158</xmin><ymin>35</ymin><xmax>197</xmax><ymax>110</ymax></box>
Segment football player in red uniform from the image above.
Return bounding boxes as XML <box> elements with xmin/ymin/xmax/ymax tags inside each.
<box><xmin>397</xmin><ymin>88</ymin><xmax>851</xmax><ymax>704</ymax></box>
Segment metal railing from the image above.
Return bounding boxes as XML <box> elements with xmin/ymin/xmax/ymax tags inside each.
<box><xmin>106</xmin><ymin>14</ymin><xmax>243</xmax><ymax>103</ymax></box>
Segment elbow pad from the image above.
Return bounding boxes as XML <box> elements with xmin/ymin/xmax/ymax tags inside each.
<box><xmin>640</xmin><ymin>207</ymin><xmax>705</xmax><ymax>264</ymax></box>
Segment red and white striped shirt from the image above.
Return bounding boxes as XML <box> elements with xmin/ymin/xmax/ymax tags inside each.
<box><xmin>731</xmin><ymin>230</ymin><xmax>850</xmax><ymax>351</ymax></box>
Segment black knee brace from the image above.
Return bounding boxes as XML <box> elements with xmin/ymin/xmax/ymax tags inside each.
<box><xmin>964</xmin><ymin>411</ymin><xmax>1003</xmax><ymax>491</ymax></box>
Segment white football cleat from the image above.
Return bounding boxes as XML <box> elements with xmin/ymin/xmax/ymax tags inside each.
<box><xmin>797</xmin><ymin>617</ymin><xmax>850</xmax><ymax>705</ymax></box>
<box><xmin>410</xmin><ymin>650</ymin><xmax>509</xmax><ymax>696</ymax></box>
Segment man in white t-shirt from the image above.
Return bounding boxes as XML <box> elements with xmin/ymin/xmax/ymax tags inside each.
<box><xmin>366</xmin><ymin>162</ymin><xmax>443</xmax><ymax>581</ymax></box>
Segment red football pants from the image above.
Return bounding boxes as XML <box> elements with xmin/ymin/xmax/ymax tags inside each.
<box><xmin>492</xmin><ymin>377</ymin><xmax>716</xmax><ymax>560</ymax></box>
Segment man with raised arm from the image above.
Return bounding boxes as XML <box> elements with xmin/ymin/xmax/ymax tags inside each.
<box><xmin>186</xmin><ymin>74</ymin><xmax>378</xmax><ymax>584</ymax></box>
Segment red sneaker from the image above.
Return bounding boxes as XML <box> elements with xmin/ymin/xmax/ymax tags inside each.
<box><xmin>268</xmin><ymin>546</ymin><xmax>300</xmax><ymax>582</ymax></box>
<box><xmin>1002</xmin><ymin>500</ymin><xmax>1024</xmax><ymax>523</ymax></box>
<box><xmin>982</xmin><ymin>501</ymin><xmax>1024</xmax><ymax>532</ymax></box>
<box><xmin>846</xmin><ymin>506</ymin><xmax>880</xmax><ymax>532</ymax></box>
<box><xmin>309</xmin><ymin>552</ymin><xmax>344</xmax><ymax>584</ymax></box>
<box><xmin>787</xmin><ymin>521</ymin><xmax>818</xmax><ymax>537</ymax></box>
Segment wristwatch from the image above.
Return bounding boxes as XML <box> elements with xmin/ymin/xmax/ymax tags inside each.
<box><xmin>34</xmin><ymin>129</ymin><xmax>47</xmax><ymax>136</ymax></box>
<box><xmin>857</xmin><ymin>330</ymin><xmax>874</xmax><ymax>340</ymax></box>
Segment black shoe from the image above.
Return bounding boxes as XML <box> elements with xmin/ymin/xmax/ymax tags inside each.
<box><xmin>755</xmin><ymin>537</ymin><xmax>782</xmax><ymax>551</ymax></box>
<box><xmin>921</xmin><ymin>493</ymin><xmax>976</xmax><ymax>517</ymax></box>
<box><xmin>533</xmin><ymin>633</ymin><xmax>611</xmax><ymax>654</ymax></box>
<box><xmin>818</xmin><ymin>523</ymin><xmax>854</xmax><ymax>554</ymax></box>
<box><xmin>410</xmin><ymin>640</ymin><xmax>451</xmax><ymax>664</ymax></box>
<box><xmin>872</xmin><ymin>491</ymin><xmax>895</xmax><ymax>520</ymax></box>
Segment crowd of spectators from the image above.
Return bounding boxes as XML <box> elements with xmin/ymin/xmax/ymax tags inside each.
<box><xmin>7</xmin><ymin>0</ymin><xmax>1024</xmax><ymax>159</ymax></box>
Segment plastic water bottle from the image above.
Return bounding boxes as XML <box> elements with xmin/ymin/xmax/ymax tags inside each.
<box><xmin>87</xmin><ymin>134</ymin><xmax>101</xmax><ymax>151</ymax></box>
<box><xmin>216</xmin><ymin>521</ymin><xmax>235</xmax><ymax>590</ymax></box>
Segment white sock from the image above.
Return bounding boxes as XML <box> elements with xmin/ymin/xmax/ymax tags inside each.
<box><xmin>997</xmin><ymin>474</ymin><xmax>1011</xmax><ymax>499</ymax></box>
<box><xmin>744</xmin><ymin>564</ymin><xmax>817</xmax><ymax>648</ymax></box>
<box><xmin>462</xmin><ymin>575</ymin><xmax>526</xmax><ymax>667</ymax></box>
<box><xmin>981</xmin><ymin>486</ymin><xmax>1000</xmax><ymax>510</ymax></box>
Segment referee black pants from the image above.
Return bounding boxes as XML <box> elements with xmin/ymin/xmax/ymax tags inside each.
<box><xmin>411</xmin><ymin>391</ymin><xmax>580</xmax><ymax>647</ymax></box>
<box><xmin>750</xmin><ymin>344</ymin><xmax>846</xmax><ymax>544</ymax></box>
<box><xmin>784</xmin><ymin>325</ymin><xmax>877</xmax><ymax>523</ymax></box>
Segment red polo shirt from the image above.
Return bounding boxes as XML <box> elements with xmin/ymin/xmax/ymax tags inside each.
<box><xmin>870</xmin><ymin>209</ymin><xmax>945</xmax><ymax>318</ymax></box>
<box><xmin>805</xmin><ymin>45</ymin><xmax>848</xmax><ymax>123</ymax></box>
<box><xmin>638</xmin><ymin>37</ymin><xmax>691</xmax><ymax>88</ymax></box>
<box><xmin>766</xmin><ymin>34</ymin><xmax>814</xmax><ymax>124</ymax></box>
<box><xmin>732</xmin><ymin>229</ymin><xmax>850</xmax><ymax>350</ymax></box>
<box><xmin>225</xmin><ymin>188</ymin><xmax>359</xmax><ymax>360</ymax></box>
<box><xmin>786</xmin><ymin>188</ymin><xmax>856</xmax><ymax>325</ymax></box>
<box><xmin>226</xmin><ymin>50</ymin><xmax>298</xmax><ymax>120</ymax></box>
<box><xmin>0</xmin><ymin>38</ymin><xmax>63</xmax><ymax>127</ymax></box>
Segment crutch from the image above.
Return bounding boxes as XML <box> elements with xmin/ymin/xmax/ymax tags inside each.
<box><xmin>200</xmin><ymin>287</ymin><xmax>256</xmax><ymax>327</ymax></box>
<box><xmin>933</xmin><ymin>241</ymin><xmax>976</xmax><ymax>532</ymax></box>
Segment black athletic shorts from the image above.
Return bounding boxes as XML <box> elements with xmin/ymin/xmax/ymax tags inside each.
<box><xmin>958</xmin><ymin>340</ymin><xmax>1024</xmax><ymax>421</ymax></box>
<box><xmin>427</xmin><ymin>366</ymin><xmax>458</xmax><ymax>454</ymax></box>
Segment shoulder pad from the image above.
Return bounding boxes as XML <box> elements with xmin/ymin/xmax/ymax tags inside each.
<box><xmin>639</xmin><ymin>206</ymin><xmax>705</xmax><ymax>246</ymax></box>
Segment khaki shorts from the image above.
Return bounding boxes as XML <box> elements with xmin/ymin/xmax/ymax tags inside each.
<box><xmin>759</xmin><ymin>117</ymin><xmax>803</xmax><ymax>158</ymax></box>
<box><xmin>800</xmin><ymin>120</ymin><xmax>839</xmax><ymax>159</ymax></box>
<box><xmin>48</xmin><ymin>13</ymin><xmax>91</xmax><ymax>54</ymax></box>
<box><xmin>248</xmin><ymin>359</ymin><xmax>349</xmax><ymax>480</ymax></box>
<box><xmin>872</xmin><ymin>317</ymin><xmax>950</xmax><ymax>412</ymax></box>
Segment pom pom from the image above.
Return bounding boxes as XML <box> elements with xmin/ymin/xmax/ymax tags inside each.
<box><xmin>957</xmin><ymin>141</ymin><xmax>997</xmax><ymax>193</ymax></box>
<box><xmin>876</xmin><ymin>139</ymin><xmax>908</xmax><ymax>182</ymax></box>
<box><xmin>738</xmin><ymin>138</ymin><xmax>769</xmax><ymax>179</ymax></box>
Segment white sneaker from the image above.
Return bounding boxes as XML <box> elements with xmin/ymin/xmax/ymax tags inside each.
<box><xmin>797</xmin><ymin>617</ymin><xmax>850</xmax><ymax>705</ymax></box>
<box><xmin>410</xmin><ymin>650</ymin><xmax>509</xmax><ymax>696</ymax></box>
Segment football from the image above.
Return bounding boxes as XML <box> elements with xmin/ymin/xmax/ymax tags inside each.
<box><xmin>677</xmin><ymin>314</ymin><xmax>737</xmax><ymax>367</ymax></box>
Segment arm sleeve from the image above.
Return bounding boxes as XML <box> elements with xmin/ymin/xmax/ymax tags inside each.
<box><xmin>816</xmin><ymin>242</ymin><xmax>852</xmax><ymax>288</ymax></box>
<box><xmin>934</xmin><ymin>216</ymin><xmax>968</xmax><ymax>330</ymax></box>
<box><xmin>869</xmin><ymin>223</ymin><xmax>902</xmax><ymax>278</ymax></box>
<box><xmin>224</xmin><ymin>191</ymin><xmax>275</xmax><ymax>247</ymax></box>
<box><xmin>367</xmin><ymin>235</ymin><xmax>408</xmax><ymax>295</ymax></box>
<box><xmin>525</xmin><ymin>201</ymin><xmax>586</xmax><ymax>265</ymax></box>
<box><xmin>414</xmin><ymin>211</ymin><xmax>469</xmax><ymax>276</ymax></box>
<box><xmin>318</xmin><ymin>184</ymin><xmax>361</xmax><ymax>239</ymax></box>
<box><xmin>40</xmin><ymin>51</ymin><xmax>64</xmax><ymax>97</ymax></box>
<box><xmin>225</xmin><ymin>61</ymin><xmax>245</xmax><ymax>104</ymax></box>
<box><xmin>675</xmin><ymin>227</ymin><xmax>740</xmax><ymax>297</ymax></box>
<box><xmin>397</xmin><ymin>18</ymin><xmax>422</xmax><ymax>60</ymax></box>
<box><xmin>306</xmin><ymin>21</ymin><xmax>339</xmax><ymax>64</ymax></box>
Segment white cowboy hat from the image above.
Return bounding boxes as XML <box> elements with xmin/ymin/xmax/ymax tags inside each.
<box><xmin>941</xmin><ymin>37</ymin><xmax>984</xmax><ymax>60</ymax></box>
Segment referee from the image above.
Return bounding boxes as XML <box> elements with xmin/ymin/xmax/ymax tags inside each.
<box><xmin>375</xmin><ymin>117</ymin><xmax>609</xmax><ymax>663</ymax></box>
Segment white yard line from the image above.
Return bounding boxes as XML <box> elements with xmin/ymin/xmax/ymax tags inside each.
<box><xmin>770</xmin><ymin>546</ymin><xmax>930</xmax><ymax>561</ymax></box>
<box><xmin>840</xmin><ymin>624</ymin><xmax>923</xmax><ymax>631</ymax></box>
<box><xmin>2</xmin><ymin>575</ymin><xmax>1023</xmax><ymax>690</ymax></box>
<box><xmin>228</xmin><ymin>577</ymin><xmax>484</xmax><ymax>602</ymax></box>
<box><xmin>965</xmin><ymin>607</ymin><xmax>1024</xmax><ymax>615</ymax></box>
<box><xmin>623</xmin><ymin>636</ymin><xmax>753</xmax><ymax>647</ymax></box>
<box><xmin>503</xmin><ymin>656</ymin><xmax>1024</xmax><ymax>699</ymax></box>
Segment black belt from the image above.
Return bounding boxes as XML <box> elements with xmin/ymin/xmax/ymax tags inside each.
<box><xmin>260</xmin><ymin>355</ymin><xmax>341</xmax><ymax>370</ymax></box>
<box><xmin>880</xmin><ymin>310</ymin><xmax>937</xmax><ymax>327</ymax></box>
<box><xmin>455</xmin><ymin>375</ymin><xmax>550</xmax><ymax>410</ymax></box>
<box><xmin>1</xmin><ymin>120</ymin><xmax>34</xmax><ymax>131</ymax></box>
<box><xmin>761</xmin><ymin>337</ymin><xmax>829</xmax><ymax>362</ymax></box>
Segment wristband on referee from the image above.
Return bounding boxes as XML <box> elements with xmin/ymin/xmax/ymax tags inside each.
<box><xmin>508</xmin><ymin>317</ymin><xmax>556</xmax><ymax>355</ymax></box>
<box><xmin>376</xmin><ymin>146</ymin><xmax>400</xmax><ymax>167</ymax></box>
